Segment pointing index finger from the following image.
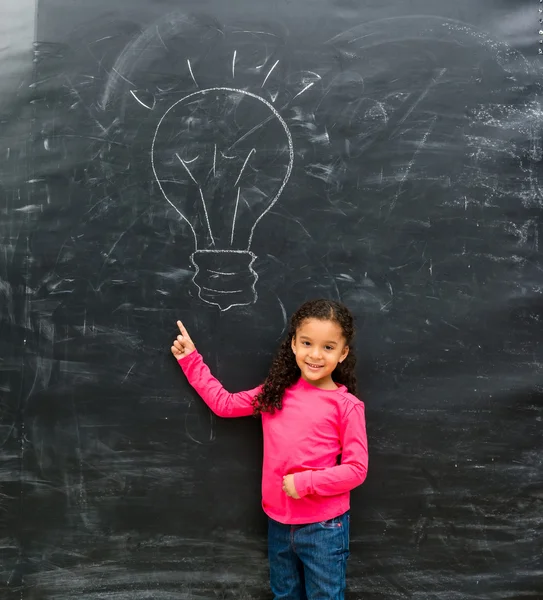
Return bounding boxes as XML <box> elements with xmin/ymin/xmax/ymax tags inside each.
<box><xmin>177</xmin><ymin>320</ymin><xmax>190</xmax><ymax>338</ymax></box>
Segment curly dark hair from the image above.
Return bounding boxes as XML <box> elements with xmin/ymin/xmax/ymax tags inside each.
<box><xmin>252</xmin><ymin>299</ymin><xmax>358</xmax><ymax>415</ymax></box>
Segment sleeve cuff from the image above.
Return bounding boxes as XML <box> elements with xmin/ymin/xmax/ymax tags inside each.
<box><xmin>293</xmin><ymin>471</ymin><xmax>313</xmax><ymax>498</ymax></box>
<box><xmin>177</xmin><ymin>350</ymin><xmax>200</xmax><ymax>369</ymax></box>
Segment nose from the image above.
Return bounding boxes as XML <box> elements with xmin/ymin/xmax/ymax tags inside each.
<box><xmin>309</xmin><ymin>347</ymin><xmax>323</xmax><ymax>360</ymax></box>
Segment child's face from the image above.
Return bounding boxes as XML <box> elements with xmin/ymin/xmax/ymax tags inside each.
<box><xmin>291</xmin><ymin>318</ymin><xmax>349</xmax><ymax>390</ymax></box>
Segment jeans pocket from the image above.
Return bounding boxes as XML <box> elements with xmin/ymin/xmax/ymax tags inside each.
<box><xmin>318</xmin><ymin>517</ymin><xmax>342</xmax><ymax>529</ymax></box>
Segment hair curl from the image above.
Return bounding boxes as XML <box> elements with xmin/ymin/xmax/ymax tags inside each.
<box><xmin>252</xmin><ymin>299</ymin><xmax>358</xmax><ymax>415</ymax></box>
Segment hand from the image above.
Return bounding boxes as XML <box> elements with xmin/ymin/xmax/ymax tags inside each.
<box><xmin>171</xmin><ymin>321</ymin><xmax>196</xmax><ymax>360</ymax></box>
<box><xmin>282</xmin><ymin>474</ymin><xmax>300</xmax><ymax>499</ymax></box>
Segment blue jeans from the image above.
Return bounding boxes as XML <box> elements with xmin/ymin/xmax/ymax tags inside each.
<box><xmin>268</xmin><ymin>512</ymin><xmax>350</xmax><ymax>600</ymax></box>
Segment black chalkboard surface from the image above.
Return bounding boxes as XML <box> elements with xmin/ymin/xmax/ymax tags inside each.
<box><xmin>1</xmin><ymin>0</ymin><xmax>542</xmax><ymax>597</ymax></box>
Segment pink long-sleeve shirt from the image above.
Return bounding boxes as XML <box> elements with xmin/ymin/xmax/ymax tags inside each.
<box><xmin>178</xmin><ymin>351</ymin><xmax>368</xmax><ymax>525</ymax></box>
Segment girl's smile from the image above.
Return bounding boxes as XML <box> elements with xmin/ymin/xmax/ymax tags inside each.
<box><xmin>306</xmin><ymin>363</ymin><xmax>324</xmax><ymax>370</ymax></box>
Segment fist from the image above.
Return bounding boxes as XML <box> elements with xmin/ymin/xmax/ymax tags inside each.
<box><xmin>282</xmin><ymin>474</ymin><xmax>300</xmax><ymax>499</ymax></box>
<box><xmin>171</xmin><ymin>321</ymin><xmax>196</xmax><ymax>360</ymax></box>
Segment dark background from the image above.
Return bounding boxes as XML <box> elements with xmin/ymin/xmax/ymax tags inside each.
<box><xmin>1</xmin><ymin>0</ymin><xmax>542</xmax><ymax>598</ymax></box>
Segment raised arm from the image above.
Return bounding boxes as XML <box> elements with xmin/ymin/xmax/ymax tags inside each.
<box><xmin>172</xmin><ymin>321</ymin><xmax>260</xmax><ymax>418</ymax></box>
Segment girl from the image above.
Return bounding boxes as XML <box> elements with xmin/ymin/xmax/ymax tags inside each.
<box><xmin>171</xmin><ymin>299</ymin><xmax>368</xmax><ymax>600</ymax></box>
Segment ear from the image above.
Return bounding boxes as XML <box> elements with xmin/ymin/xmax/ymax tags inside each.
<box><xmin>291</xmin><ymin>336</ymin><xmax>296</xmax><ymax>355</ymax></box>
<box><xmin>339</xmin><ymin>345</ymin><xmax>349</xmax><ymax>364</ymax></box>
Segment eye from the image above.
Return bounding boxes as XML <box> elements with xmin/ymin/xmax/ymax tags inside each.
<box><xmin>302</xmin><ymin>341</ymin><xmax>310</xmax><ymax>346</ymax></box>
<box><xmin>325</xmin><ymin>346</ymin><xmax>334</xmax><ymax>351</ymax></box>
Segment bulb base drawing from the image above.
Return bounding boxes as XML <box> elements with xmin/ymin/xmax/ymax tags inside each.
<box><xmin>190</xmin><ymin>250</ymin><xmax>258</xmax><ymax>311</ymax></box>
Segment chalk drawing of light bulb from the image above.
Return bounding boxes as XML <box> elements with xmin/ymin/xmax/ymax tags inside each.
<box><xmin>151</xmin><ymin>87</ymin><xmax>294</xmax><ymax>311</ymax></box>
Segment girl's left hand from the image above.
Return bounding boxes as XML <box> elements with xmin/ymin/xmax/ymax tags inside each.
<box><xmin>282</xmin><ymin>474</ymin><xmax>300</xmax><ymax>499</ymax></box>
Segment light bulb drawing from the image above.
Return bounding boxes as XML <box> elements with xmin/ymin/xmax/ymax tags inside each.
<box><xmin>151</xmin><ymin>87</ymin><xmax>294</xmax><ymax>311</ymax></box>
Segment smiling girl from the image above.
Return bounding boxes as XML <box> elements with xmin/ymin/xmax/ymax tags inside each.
<box><xmin>171</xmin><ymin>298</ymin><xmax>368</xmax><ymax>600</ymax></box>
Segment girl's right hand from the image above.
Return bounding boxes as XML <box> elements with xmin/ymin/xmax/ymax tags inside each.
<box><xmin>171</xmin><ymin>320</ymin><xmax>196</xmax><ymax>360</ymax></box>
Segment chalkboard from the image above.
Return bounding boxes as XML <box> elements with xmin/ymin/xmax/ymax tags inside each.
<box><xmin>1</xmin><ymin>0</ymin><xmax>542</xmax><ymax>597</ymax></box>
